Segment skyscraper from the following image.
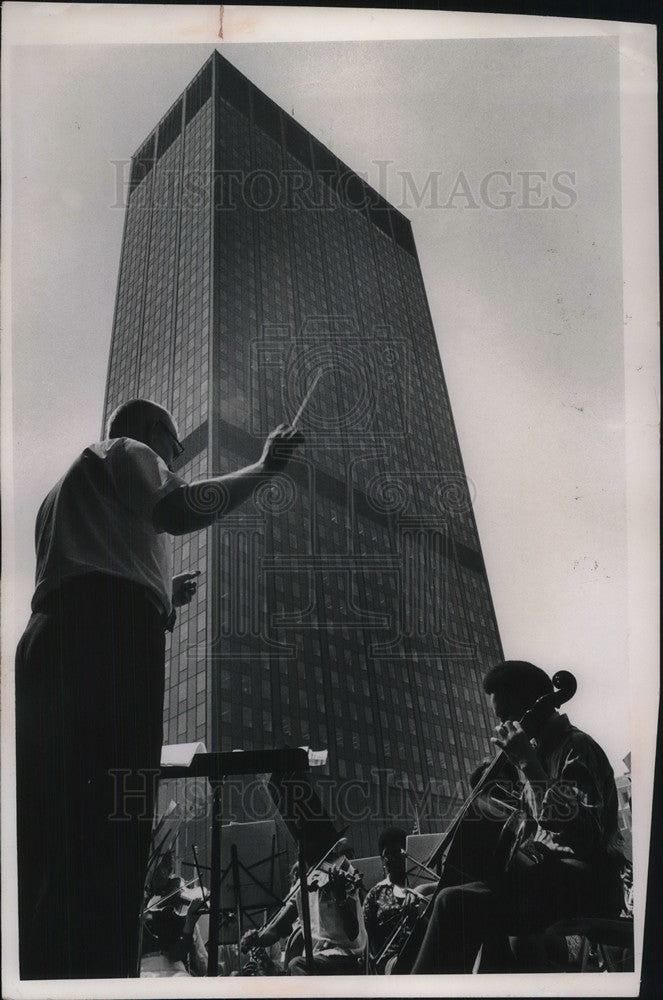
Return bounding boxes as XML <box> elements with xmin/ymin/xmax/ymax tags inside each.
<box><xmin>103</xmin><ymin>50</ymin><xmax>503</xmax><ymax>858</ymax></box>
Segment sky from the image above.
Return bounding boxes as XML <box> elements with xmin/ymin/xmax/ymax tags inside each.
<box><xmin>3</xmin><ymin>17</ymin><xmax>658</xmax><ymax>779</ymax></box>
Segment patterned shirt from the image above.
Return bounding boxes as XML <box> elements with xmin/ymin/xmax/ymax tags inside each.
<box><xmin>362</xmin><ymin>879</ymin><xmax>425</xmax><ymax>958</ymax></box>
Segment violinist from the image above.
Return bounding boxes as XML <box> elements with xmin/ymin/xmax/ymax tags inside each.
<box><xmin>241</xmin><ymin>850</ymin><xmax>367</xmax><ymax>975</ymax></box>
<box><xmin>363</xmin><ymin>827</ymin><xmax>433</xmax><ymax>973</ymax></box>
<box><xmin>141</xmin><ymin>852</ymin><xmax>208</xmax><ymax>977</ymax></box>
<box><xmin>411</xmin><ymin>660</ymin><xmax>626</xmax><ymax>974</ymax></box>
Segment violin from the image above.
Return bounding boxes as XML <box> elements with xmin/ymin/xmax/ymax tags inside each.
<box><xmin>306</xmin><ymin>860</ymin><xmax>364</xmax><ymax>900</ymax></box>
<box><xmin>145</xmin><ymin>876</ymin><xmax>207</xmax><ymax>918</ymax></box>
<box><xmin>390</xmin><ymin>670</ymin><xmax>577</xmax><ymax>973</ymax></box>
<box><xmin>240</xmin><ymin>840</ymin><xmax>363</xmax><ymax>961</ymax></box>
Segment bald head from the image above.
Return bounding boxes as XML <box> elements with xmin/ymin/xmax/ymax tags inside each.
<box><xmin>106</xmin><ymin>399</ymin><xmax>178</xmax><ymax>445</ymax></box>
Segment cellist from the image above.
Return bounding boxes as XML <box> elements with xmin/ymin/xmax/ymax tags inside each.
<box><xmin>411</xmin><ymin>660</ymin><xmax>626</xmax><ymax>974</ymax></box>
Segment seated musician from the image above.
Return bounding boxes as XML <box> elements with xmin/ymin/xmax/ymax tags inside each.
<box><xmin>411</xmin><ymin>660</ymin><xmax>626</xmax><ymax>974</ymax></box>
<box><xmin>363</xmin><ymin>827</ymin><xmax>433</xmax><ymax>973</ymax></box>
<box><xmin>241</xmin><ymin>849</ymin><xmax>367</xmax><ymax>975</ymax></box>
<box><xmin>141</xmin><ymin>852</ymin><xmax>208</xmax><ymax>977</ymax></box>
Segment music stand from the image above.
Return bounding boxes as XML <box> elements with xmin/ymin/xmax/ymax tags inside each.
<box><xmin>351</xmin><ymin>856</ymin><xmax>384</xmax><ymax>893</ymax></box>
<box><xmin>160</xmin><ymin>747</ymin><xmax>314</xmax><ymax>975</ymax></box>
<box><xmin>216</xmin><ymin>821</ymin><xmax>284</xmax><ymax>966</ymax></box>
<box><xmin>405</xmin><ymin>833</ymin><xmax>444</xmax><ymax>885</ymax></box>
<box><xmin>144</xmin><ymin>799</ymin><xmax>183</xmax><ymax>886</ymax></box>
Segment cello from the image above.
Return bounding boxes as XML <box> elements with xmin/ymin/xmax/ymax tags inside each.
<box><xmin>390</xmin><ymin>670</ymin><xmax>578</xmax><ymax>973</ymax></box>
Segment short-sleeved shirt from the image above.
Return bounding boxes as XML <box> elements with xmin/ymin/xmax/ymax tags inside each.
<box><xmin>363</xmin><ymin>879</ymin><xmax>410</xmax><ymax>956</ymax></box>
<box><xmin>32</xmin><ymin>437</ymin><xmax>185</xmax><ymax>616</ymax></box>
<box><xmin>275</xmin><ymin>881</ymin><xmax>367</xmax><ymax>957</ymax></box>
<box><xmin>303</xmin><ymin>883</ymin><xmax>367</xmax><ymax>956</ymax></box>
<box><xmin>362</xmin><ymin>879</ymin><xmax>429</xmax><ymax>960</ymax></box>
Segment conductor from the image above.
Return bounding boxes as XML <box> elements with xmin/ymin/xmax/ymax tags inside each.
<box><xmin>15</xmin><ymin>398</ymin><xmax>302</xmax><ymax>980</ymax></box>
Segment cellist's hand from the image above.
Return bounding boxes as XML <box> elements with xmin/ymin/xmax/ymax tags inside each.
<box><xmin>491</xmin><ymin>720</ymin><xmax>537</xmax><ymax>768</ymax></box>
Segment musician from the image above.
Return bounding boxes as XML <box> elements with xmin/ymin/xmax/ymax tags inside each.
<box><xmin>15</xmin><ymin>397</ymin><xmax>302</xmax><ymax>978</ymax></box>
<box><xmin>141</xmin><ymin>851</ymin><xmax>208</xmax><ymax>977</ymax></box>
<box><xmin>363</xmin><ymin>827</ymin><xmax>432</xmax><ymax>973</ymax></box>
<box><xmin>411</xmin><ymin>660</ymin><xmax>625</xmax><ymax>974</ymax></box>
<box><xmin>241</xmin><ymin>854</ymin><xmax>367</xmax><ymax>975</ymax></box>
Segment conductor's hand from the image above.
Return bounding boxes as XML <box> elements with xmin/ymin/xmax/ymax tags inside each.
<box><xmin>240</xmin><ymin>929</ymin><xmax>261</xmax><ymax>952</ymax></box>
<box><xmin>172</xmin><ymin>571</ymin><xmax>200</xmax><ymax>607</ymax></box>
<box><xmin>259</xmin><ymin>425</ymin><xmax>304</xmax><ymax>474</ymax></box>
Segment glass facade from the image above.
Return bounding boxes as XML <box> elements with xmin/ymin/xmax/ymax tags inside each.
<box><xmin>104</xmin><ymin>51</ymin><xmax>504</xmax><ymax>859</ymax></box>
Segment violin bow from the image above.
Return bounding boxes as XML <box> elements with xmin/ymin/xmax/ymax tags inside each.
<box><xmin>273</xmin><ymin>838</ymin><xmax>349</xmax><ymax>913</ymax></box>
<box><xmin>191</xmin><ymin>844</ymin><xmax>210</xmax><ymax>910</ymax></box>
<box><xmin>143</xmin><ymin>875</ymin><xmax>202</xmax><ymax>914</ymax></box>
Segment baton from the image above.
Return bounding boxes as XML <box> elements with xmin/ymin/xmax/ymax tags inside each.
<box><xmin>291</xmin><ymin>370</ymin><xmax>322</xmax><ymax>429</ymax></box>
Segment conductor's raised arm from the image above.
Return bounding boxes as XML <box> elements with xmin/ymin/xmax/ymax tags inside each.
<box><xmin>152</xmin><ymin>425</ymin><xmax>303</xmax><ymax>535</ymax></box>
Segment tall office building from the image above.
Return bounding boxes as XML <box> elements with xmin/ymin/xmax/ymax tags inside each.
<box><xmin>104</xmin><ymin>51</ymin><xmax>503</xmax><ymax>858</ymax></box>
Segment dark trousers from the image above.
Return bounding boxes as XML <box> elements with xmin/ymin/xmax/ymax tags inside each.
<box><xmin>15</xmin><ymin>575</ymin><xmax>166</xmax><ymax>979</ymax></box>
<box><xmin>411</xmin><ymin>854</ymin><xmax>623</xmax><ymax>974</ymax></box>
